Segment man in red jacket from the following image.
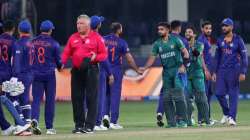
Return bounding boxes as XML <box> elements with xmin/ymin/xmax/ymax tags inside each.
<box><xmin>61</xmin><ymin>14</ymin><xmax>107</xmax><ymax>134</ymax></box>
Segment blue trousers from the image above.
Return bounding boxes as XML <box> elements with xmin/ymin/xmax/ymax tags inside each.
<box><xmin>96</xmin><ymin>69</ymin><xmax>107</xmax><ymax>126</ymax></box>
<box><xmin>215</xmin><ymin>68</ymin><xmax>240</xmax><ymax>121</ymax></box>
<box><xmin>31</xmin><ymin>73</ymin><xmax>56</xmax><ymax>129</ymax></box>
<box><xmin>105</xmin><ymin>66</ymin><xmax>123</xmax><ymax>124</ymax></box>
<box><xmin>0</xmin><ymin>95</ymin><xmax>25</xmax><ymax>126</ymax></box>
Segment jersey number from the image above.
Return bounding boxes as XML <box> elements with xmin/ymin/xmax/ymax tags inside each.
<box><xmin>111</xmin><ymin>47</ymin><xmax>115</xmax><ymax>63</ymax></box>
<box><xmin>0</xmin><ymin>44</ymin><xmax>9</xmax><ymax>61</ymax></box>
<box><xmin>38</xmin><ymin>47</ymin><xmax>45</xmax><ymax>63</ymax></box>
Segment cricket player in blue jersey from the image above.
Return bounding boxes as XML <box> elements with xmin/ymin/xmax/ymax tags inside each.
<box><xmin>12</xmin><ymin>20</ymin><xmax>34</xmax><ymax>124</ymax></box>
<box><xmin>0</xmin><ymin>20</ymin><xmax>16</xmax><ymax>89</ymax></box>
<box><xmin>197</xmin><ymin>20</ymin><xmax>215</xmax><ymax>124</ymax></box>
<box><xmin>212</xmin><ymin>18</ymin><xmax>248</xmax><ymax>126</ymax></box>
<box><xmin>31</xmin><ymin>20</ymin><xmax>62</xmax><ymax>135</ymax></box>
<box><xmin>90</xmin><ymin>15</ymin><xmax>114</xmax><ymax>131</ymax></box>
<box><xmin>156</xmin><ymin>20</ymin><xmax>191</xmax><ymax>127</ymax></box>
<box><xmin>102</xmin><ymin>22</ymin><xmax>142</xmax><ymax>129</ymax></box>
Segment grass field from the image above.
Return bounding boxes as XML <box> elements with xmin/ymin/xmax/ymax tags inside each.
<box><xmin>1</xmin><ymin>100</ymin><xmax>250</xmax><ymax>140</ymax></box>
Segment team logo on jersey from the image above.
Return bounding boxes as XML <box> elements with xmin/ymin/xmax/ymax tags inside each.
<box><xmin>159</xmin><ymin>47</ymin><xmax>163</xmax><ymax>53</ymax></box>
<box><xmin>85</xmin><ymin>39</ymin><xmax>90</xmax><ymax>44</ymax></box>
<box><xmin>170</xmin><ymin>45</ymin><xmax>174</xmax><ymax>49</ymax></box>
<box><xmin>221</xmin><ymin>41</ymin><xmax>225</xmax><ymax>46</ymax></box>
<box><xmin>229</xmin><ymin>43</ymin><xmax>233</xmax><ymax>47</ymax></box>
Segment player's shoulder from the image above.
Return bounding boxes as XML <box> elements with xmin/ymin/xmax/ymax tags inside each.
<box><xmin>195</xmin><ymin>41</ymin><xmax>204</xmax><ymax>49</ymax></box>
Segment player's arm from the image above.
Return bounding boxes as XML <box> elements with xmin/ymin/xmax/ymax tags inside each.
<box><xmin>61</xmin><ymin>37</ymin><xmax>73</xmax><ymax>65</ymax></box>
<box><xmin>93</xmin><ymin>37</ymin><xmax>107</xmax><ymax>62</ymax></box>
<box><xmin>212</xmin><ymin>41</ymin><xmax>221</xmax><ymax>81</ymax></box>
<box><xmin>54</xmin><ymin>42</ymin><xmax>63</xmax><ymax>71</ymax></box>
<box><xmin>125</xmin><ymin>52</ymin><xmax>140</xmax><ymax>73</ymax></box>
<box><xmin>144</xmin><ymin>42</ymin><xmax>158</xmax><ymax>70</ymax></box>
<box><xmin>238</xmin><ymin>37</ymin><xmax>248</xmax><ymax>81</ymax></box>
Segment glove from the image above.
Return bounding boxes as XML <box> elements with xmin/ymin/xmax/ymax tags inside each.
<box><xmin>2</xmin><ymin>78</ymin><xmax>25</xmax><ymax>96</ymax></box>
<box><xmin>192</xmin><ymin>49</ymin><xmax>200</xmax><ymax>57</ymax></box>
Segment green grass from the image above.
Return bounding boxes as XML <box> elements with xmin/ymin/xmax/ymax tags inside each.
<box><xmin>1</xmin><ymin>100</ymin><xmax>250</xmax><ymax>140</ymax></box>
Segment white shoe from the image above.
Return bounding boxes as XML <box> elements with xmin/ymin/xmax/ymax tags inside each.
<box><xmin>13</xmin><ymin>124</ymin><xmax>31</xmax><ymax>135</ymax></box>
<box><xmin>102</xmin><ymin>115</ymin><xmax>110</xmax><ymax>128</ymax></box>
<box><xmin>228</xmin><ymin>117</ymin><xmax>236</xmax><ymax>126</ymax></box>
<box><xmin>46</xmin><ymin>128</ymin><xmax>56</xmax><ymax>135</ymax></box>
<box><xmin>220</xmin><ymin>115</ymin><xmax>229</xmax><ymax>124</ymax></box>
<box><xmin>94</xmin><ymin>125</ymin><xmax>108</xmax><ymax>131</ymax></box>
<box><xmin>1</xmin><ymin>125</ymin><xmax>15</xmax><ymax>136</ymax></box>
<box><xmin>110</xmin><ymin>123</ymin><xmax>123</xmax><ymax>130</ymax></box>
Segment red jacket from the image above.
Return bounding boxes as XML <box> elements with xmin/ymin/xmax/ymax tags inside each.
<box><xmin>61</xmin><ymin>30</ymin><xmax>107</xmax><ymax>68</ymax></box>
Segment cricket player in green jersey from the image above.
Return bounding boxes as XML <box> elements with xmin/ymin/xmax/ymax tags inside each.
<box><xmin>184</xmin><ymin>26</ymin><xmax>213</xmax><ymax>126</ymax></box>
<box><xmin>141</xmin><ymin>22</ymin><xmax>190</xmax><ymax>128</ymax></box>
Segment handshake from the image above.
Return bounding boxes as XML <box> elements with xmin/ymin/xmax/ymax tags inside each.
<box><xmin>2</xmin><ymin>77</ymin><xmax>25</xmax><ymax>96</ymax></box>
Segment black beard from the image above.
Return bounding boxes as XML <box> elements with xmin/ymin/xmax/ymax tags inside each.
<box><xmin>204</xmin><ymin>33</ymin><xmax>211</xmax><ymax>37</ymax></box>
<box><xmin>186</xmin><ymin>37</ymin><xmax>191</xmax><ymax>41</ymax></box>
<box><xmin>223</xmin><ymin>30</ymin><xmax>230</xmax><ymax>35</ymax></box>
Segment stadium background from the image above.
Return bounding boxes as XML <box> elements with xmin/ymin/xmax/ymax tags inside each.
<box><xmin>1</xmin><ymin>0</ymin><xmax>250</xmax><ymax>100</ymax></box>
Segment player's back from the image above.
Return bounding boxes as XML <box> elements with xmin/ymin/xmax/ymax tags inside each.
<box><xmin>0</xmin><ymin>33</ymin><xmax>16</xmax><ymax>73</ymax></box>
<box><xmin>32</xmin><ymin>34</ymin><xmax>61</xmax><ymax>75</ymax></box>
<box><xmin>13</xmin><ymin>36</ymin><xmax>34</xmax><ymax>75</ymax></box>
<box><xmin>104</xmin><ymin>34</ymin><xmax>129</xmax><ymax>66</ymax></box>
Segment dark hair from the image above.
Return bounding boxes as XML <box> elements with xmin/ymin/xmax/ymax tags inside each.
<box><xmin>186</xmin><ymin>25</ymin><xmax>197</xmax><ymax>34</ymax></box>
<box><xmin>110</xmin><ymin>22</ymin><xmax>122</xmax><ymax>33</ymax></box>
<box><xmin>3</xmin><ymin>20</ymin><xmax>15</xmax><ymax>32</ymax></box>
<box><xmin>201</xmin><ymin>20</ymin><xmax>212</xmax><ymax>28</ymax></box>
<box><xmin>157</xmin><ymin>22</ymin><xmax>170</xmax><ymax>29</ymax></box>
<box><xmin>170</xmin><ymin>20</ymin><xmax>181</xmax><ymax>30</ymax></box>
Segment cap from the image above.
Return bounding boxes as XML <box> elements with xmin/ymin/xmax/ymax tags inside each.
<box><xmin>221</xmin><ymin>18</ymin><xmax>234</xmax><ymax>26</ymax></box>
<box><xmin>40</xmin><ymin>20</ymin><xmax>55</xmax><ymax>32</ymax></box>
<box><xmin>18</xmin><ymin>20</ymin><xmax>32</xmax><ymax>33</ymax></box>
<box><xmin>90</xmin><ymin>15</ymin><xmax>104</xmax><ymax>29</ymax></box>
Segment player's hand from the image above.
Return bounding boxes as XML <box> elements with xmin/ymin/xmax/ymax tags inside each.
<box><xmin>90</xmin><ymin>51</ymin><xmax>97</xmax><ymax>61</ymax></box>
<box><xmin>212</xmin><ymin>73</ymin><xmax>216</xmax><ymax>82</ymax></box>
<box><xmin>239</xmin><ymin>74</ymin><xmax>246</xmax><ymax>82</ymax></box>
<box><xmin>108</xmin><ymin>75</ymin><xmax>115</xmax><ymax>85</ymax></box>
<box><xmin>136</xmin><ymin>67</ymin><xmax>145</xmax><ymax>75</ymax></box>
<box><xmin>205</xmin><ymin>70</ymin><xmax>212</xmax><ymax>80</ymax></box>
<box><xmin>178</xmin><ymin>65</ymin><xmax>186</xmax><ymax>73</ymax></box>
<box><xmin>57</xmin><ymin>64</ymin><xmax>64</xmax><ymax>72</ymax></box>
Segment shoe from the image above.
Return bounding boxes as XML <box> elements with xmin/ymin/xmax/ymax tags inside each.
<box><xmin>156</xmin><ymin>113</ymin><xmax>164</xmax><ymax>127</ymax></box>
<box><xmin>198</xmin><ymin>121</ymin><xmax>206</xmax><ymax>127</ymax></box>
<box><xmin>228</xmin><ymin>117</ymin><xmax>236</xmax><ymax>126</ymax></box>
<box><xmin>17</xmin><ymin>131</ymin><xmax>32</xmax><ymax>136</ymax></box>
<box><xmin>13</xmin><ymin>124</ymin><xmax>31</xmax><ymax>135</ymax></box>
<box><xmin>177</xmin><ymin>121</ymin><xmax>187</xmax><ymax>128</ymax></box>
<box><xmin>72</xmin><ymin>128</ymin><xmax>84</xmax><ymax>134</ymax></box>
<box><xmin>110</xmin><ymin>123</ymin><xmax>123</xmax><ymax>130</ymax></box>
<box><xmin>220</xmin><ymin>115</ymin><xmax>229</xmax><ymax>124</ymax></box>
<box><xmin>1</xmin><ymin>125</ymin><xmax>15</xmax><ymax>136</ymax></box>
<box><xmin>94</xmin><ymin>125</ymin><xmax>108</xmax><ymax>131</ymax></box>
<box><xmin>102</xmin><ymin>115</ymin><xmax>110</xmax><ymax>128</ymax></box>
<box><xmin>46</xmin><ymin>128</ymin><xmax>56</xmax><ymax>135</ymax></box>
<box><xmin>83</xmin><ymin>128</ymin><xmax>94</xmax><ymax>134</ymax></box>
<box><xmin>31</xmin><ymin>119</ymin><xmax>42</xmax><ymax>135</ymax></box>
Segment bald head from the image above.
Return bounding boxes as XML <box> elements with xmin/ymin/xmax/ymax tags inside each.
<box><xmin>77</xmin><ymin>14</ymin><xmax>90</xmax><ymax>35</ymax></box>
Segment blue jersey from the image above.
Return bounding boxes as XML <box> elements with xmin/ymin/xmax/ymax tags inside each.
<box><xmin>12</xmin><ymin>35</ymin><xmax>35</xmax><ymax>76</ymax></box>
<box><xmin>197</xmin><ymin>34</ymin><xmax>212</xmax><ymax>67</ymax></box>
<box><xmin>171</xmin><ymin>33</ymin><xmax>189</xmax><ymax>49</ymax></box>
<box><xmin>0</xmin><ymin>33</ymin><xmax>16</xmax><ymax>74</ymax></box>
<box><xmin>103</xmin><ymin>34</ymin><xmax>129</xmax><ymax>66</ymax></box>
<box><xmin>32</xmin><ymin>34</ymin><xmax>62</xmax><ymax>75</ymax></box>
<box><xmin>214</xmin><ymin>34</ymin><xmax>248</xmax><ymax>74</ymax></box>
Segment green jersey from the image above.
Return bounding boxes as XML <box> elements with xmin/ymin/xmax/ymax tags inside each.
<box><xmin>187</xmin><ymin>41</ymin><xmax>204</xmax><ymax>79</ymax></box>
<box><xmin>152</xmin><ymin>35</ymin><xmax>185</xmax><ymax>69</ymax></box>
